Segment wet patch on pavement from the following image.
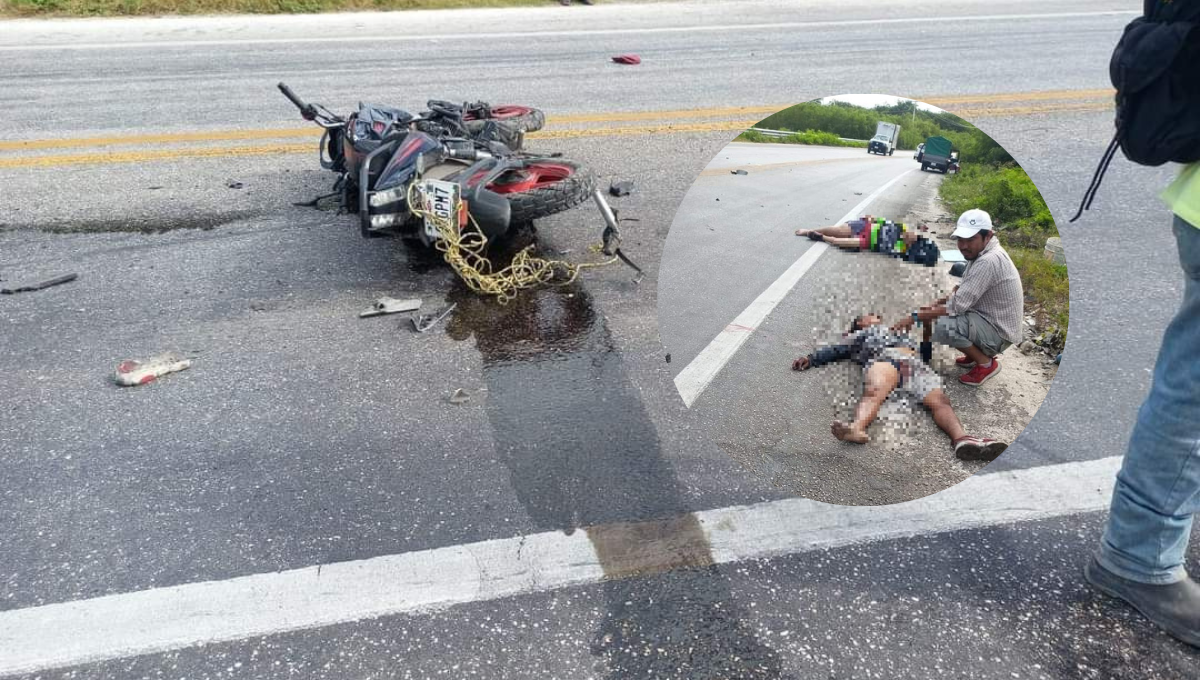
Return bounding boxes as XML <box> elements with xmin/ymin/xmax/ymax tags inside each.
<box><xmin>447</xmin><ymin>279</ymin><xmax>791</xmax><ymax>677</ymax></box>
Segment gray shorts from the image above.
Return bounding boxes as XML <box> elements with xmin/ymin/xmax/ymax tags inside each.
<box><xmin>932</xmin><ymin>311</ymin><xmax>1012</xmax><ymax>357</ymax></box>
<box><xmin>877</xmin><ymin>347</ymin><xmax>943</xmax><ymax>404</ymax></box>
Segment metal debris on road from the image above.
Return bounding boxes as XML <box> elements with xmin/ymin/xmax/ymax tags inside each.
<box><xmin>1</xmin><ymin>273</ymin><xmax>78</xmax><ymax>295</ymax></box>
<box><xmin>609</xmin><ymin>180</ymin><xmax>634</xmax><ymax>197</ymax></box>
<box><xmin>114</xmin><ymin>352</ymin><xmax>192</xmax><ymax>387</ymax></box>
<box><xmin>360</xmin><ymin>297</ymin><xmax>423</xmax><ymax>318</ymax></box>
<box><xmin>413</xmin><ymin>303</ymin><xmax>457</xmax><ymax>332</ymax></box>
<box><xmin>447</xmin><ymin>388</ymin><xmax>471</xmax><ymax>405</ymax></box>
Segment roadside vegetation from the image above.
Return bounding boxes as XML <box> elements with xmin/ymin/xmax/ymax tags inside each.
<box><xmin>0</xmin><ymin>0</ymin><xmax>547</xmax><ymax>17</ymax></box>
<box><xmin>736</xmin><ymin>129</ymin><xmax>866</xmax><ymax>148</ymax></box>
<box><xmin>754</xmin><ymin>99</ymin><xmax>978</xmax><ymax>152</ymax></box>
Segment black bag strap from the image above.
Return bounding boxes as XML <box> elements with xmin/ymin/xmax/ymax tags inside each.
<box><xmin>1068</xmin><ymin>130</ymin><xmax>1122</xmax><ymax>222</ymax></box>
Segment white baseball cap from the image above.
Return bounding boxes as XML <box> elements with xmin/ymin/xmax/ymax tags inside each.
<box><xmin>951</xmin><ymin>209</ymin><xmax>994</xmax><ymax>239</ymax></box>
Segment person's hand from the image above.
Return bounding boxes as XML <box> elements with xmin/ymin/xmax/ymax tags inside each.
<box><xmin>792</xmin><ymin>356</ymin><xmax>811</xmax><ymax>371</ymax></box>
<box><xmin>891</xmin><ymin>316</ymin><xmax>915</xmax><ymax>333</ymax></box>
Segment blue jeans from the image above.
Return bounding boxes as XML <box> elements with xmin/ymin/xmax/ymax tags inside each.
<box><xmin>1098</xmin><ymin>215</ymin><xmax>1200</xmax><ymax>584</ymax></box>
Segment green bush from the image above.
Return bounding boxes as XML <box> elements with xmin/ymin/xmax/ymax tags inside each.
<box><xmin>735</xmin><ymin>129</ymin><xmax>866</xmax><ymax>148</ymax></box>
<box><xmin>1010</xmin><ymin>248</ymin><xmax>1070</xmax><ymax>340</ymax></box>
<box><xmin>940</xmin><ymin>164</ymin><xmax>1056</xmax><ymax>249</ymax></box>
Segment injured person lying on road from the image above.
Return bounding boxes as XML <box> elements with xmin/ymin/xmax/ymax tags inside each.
<box><xmin>795</xmin><ymin>216</ymin><xmax>940</xmax><ymax>267</ymax></box>
<box><xmin>791</xmin><ymin>313</ymin><xmax>1007</xmax><ymax>461</ymax></box>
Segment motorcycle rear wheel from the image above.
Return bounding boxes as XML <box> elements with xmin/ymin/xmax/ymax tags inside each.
<box><xmin>488</xmin><ymin>160</ymin><xmax>596</xmax><ymax>224</ymax></box>
<box><xmin>463</xmin><ymin>105</ymin><xmax>546</xmax><ymax>133</ymax></box>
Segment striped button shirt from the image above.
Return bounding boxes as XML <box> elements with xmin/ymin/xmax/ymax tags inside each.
<box><xmin>947</xmin><ymin>237</ymin><xmax>1024</xmax><ymax>344</ymax></box>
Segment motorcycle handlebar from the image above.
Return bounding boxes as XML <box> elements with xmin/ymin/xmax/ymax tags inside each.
<box><xmin>278</xmin><ymin>82</ymin><xmax>316</xmax><ymax>120</ymax></box>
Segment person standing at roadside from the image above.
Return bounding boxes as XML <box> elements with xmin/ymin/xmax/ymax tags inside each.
<box><xmin>1084</xmin><ymin>162</ymin><xmax>1200</xmax><ymax>648</ymax></box>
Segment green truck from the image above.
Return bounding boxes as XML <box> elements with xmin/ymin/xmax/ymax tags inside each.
<box><xmin>919</xmin><ymin>135</ymin><xmax>953</xmax><ymax>173</ymax></box>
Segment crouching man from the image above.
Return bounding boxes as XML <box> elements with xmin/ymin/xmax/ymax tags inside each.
<box><xmin>894</xmin><ymin>209</ymin><xmax>1024</xmax><ymax>386</ymax></box>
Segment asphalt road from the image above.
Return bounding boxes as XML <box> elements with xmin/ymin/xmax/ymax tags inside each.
<box><xmin>2</xmin><ymin>1</ymin><xmax>1199</xmax><ymax>678</ymax></box>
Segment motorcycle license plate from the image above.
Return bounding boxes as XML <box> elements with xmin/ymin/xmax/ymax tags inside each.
<box><xmin>419</xmin><ymin>179</ymin><xmax>465</xmax><ymax>242</ymax></box>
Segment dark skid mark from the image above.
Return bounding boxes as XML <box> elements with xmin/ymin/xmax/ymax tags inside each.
<box><xmin>449</xmin><ymin>280</ymin><xmax>792</xmax><ymax>679</ymax></box>
<box><xmin>1</xmin><ymin>211</ymin><xmax>261</xmax><ymax>235</ymax></box>
<box><xmin>585</xmin><ymin>514</ymin><xmax>713</xmax><ymax>580</ymax></box>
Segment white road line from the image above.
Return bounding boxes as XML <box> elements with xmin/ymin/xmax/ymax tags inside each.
<box><xmin>0</xmin><ymin>11</ymin><xmax>1137</xmax><ymax>51</ymax></box>
<box><xmin>673</xmin><ymin>168</ymin><xmax>918</xmax><ymax>408</ymax></box>
<box><xmin>0</xmin><ymin>456</ymin><xmax>1121</xmax><ymax>676</ymax></box>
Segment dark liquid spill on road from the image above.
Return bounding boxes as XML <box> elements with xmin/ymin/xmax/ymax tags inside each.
<box><xmin>445</xmin><ymin>273</ymin><xmax>793</xmax><ymax>679</ymax></box>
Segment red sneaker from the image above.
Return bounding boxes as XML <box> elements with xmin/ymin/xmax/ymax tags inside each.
<box><xmin>960</xmin><ymin>358</ymin><xmax>1001</xmax><ymax>386</ymax></box>
<box><xmin>955</xmin><ymin>355</ymin><xmax>976</xmax><ymax>368</ymax></box>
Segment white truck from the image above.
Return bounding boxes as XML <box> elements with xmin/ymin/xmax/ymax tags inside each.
<box><xmin>867</xmin><ymin>121</ymin><xmax>899</xmax><ymax>156</ymax></box>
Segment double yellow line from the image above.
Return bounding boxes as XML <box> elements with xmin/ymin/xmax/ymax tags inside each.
<box><xmin>0</xmin><ymin>89</ymin><xmax>1113</xmax><ymax>170</ymax></box>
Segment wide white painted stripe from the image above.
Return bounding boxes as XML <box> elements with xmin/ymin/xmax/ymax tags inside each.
<box><xmin>673</xmin><ymin>167</ymin><xmax>918</xmax><ymax>407</ymax></box>
<box><xmin>0</xmin><ymin>11</ymin><xmax>1137</xmax><ymax>52</ymax></box>
<box><xmin>0</xmin><ymin>456</ymin><xmax>1121</xmax><ymax>675</ymax></box>
<box><xmin>0</xmin><ymin>531</ymin><xmax>605</xmax><ymax>676</ymax></box>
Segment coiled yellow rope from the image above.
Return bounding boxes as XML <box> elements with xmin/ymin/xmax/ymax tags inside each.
<box><xmin>406</xmin><ymin>181</ymin><xmax>617</xmax><ymax>305</ymax></box>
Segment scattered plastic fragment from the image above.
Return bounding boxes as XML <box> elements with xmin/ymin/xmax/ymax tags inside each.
<box><xmin>1</xmin><ymin>273</ymin><xmax>78</xmax><ymax>295</ymax></box>
<box><xmin>360</xmin><ymin>296</ymin><xmax>423</xmax><ymax>318</ymax></box>
<box><xmin>114</xmin><ymin>352</ymin><xmax>192</xmax><ymax>386</ymax></box>
<box><xmin>609</xmin><ymin>180</ymin><xmax>634</xmax><ymax>197</ymax></box>
<box><xmin>732</xmin><ymin>169</ymin><xmax>748</xmax><ymax>175</ymax></box>
<box><xmin>611</xmin><ymin>54</ymin><xmax>641</xmax><ymax>65</ymax></box>
<box><xmin>226</xmin><ymin>180</ymin><xmax>244</xmax><ymax>189</ymax></box>
<box><xmin>413</xmin><ymin>303</ymin><xmax>457</xmax><ymax>332</ymax></box>
<box><xmin>448</xmin><ymin>388</ymin><xmax>471</xmax><ymax>405</ymax></box>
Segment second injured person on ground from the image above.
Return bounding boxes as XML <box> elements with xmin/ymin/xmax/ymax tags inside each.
<box><xmin>792</xmin><ymin>313</ymin><xmax>1009</xmax><ymax>462</ymax></box>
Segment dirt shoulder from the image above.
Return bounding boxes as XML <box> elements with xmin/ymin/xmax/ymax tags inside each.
<box><xmin>0</xmin><ymin>0</ymin><xmax>636</xmax><ymax>19</ymax></box>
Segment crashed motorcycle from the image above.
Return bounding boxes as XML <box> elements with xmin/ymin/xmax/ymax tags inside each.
<box><xmin>278</xmin><ymin>83</ymin><xmax>628</xmax><ymax>258</ymax></box>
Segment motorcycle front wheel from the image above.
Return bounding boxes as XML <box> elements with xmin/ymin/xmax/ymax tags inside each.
<box><xmin>488</xmin><ymin>160</ymin><xmax>596</xmax><ymax>224</ymax></box>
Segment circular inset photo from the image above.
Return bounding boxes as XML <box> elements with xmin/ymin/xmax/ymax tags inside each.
<box><xmin>657</xmin><ymin>94</ymin><xmax>1067</xmax><ymax>506</ymax></box>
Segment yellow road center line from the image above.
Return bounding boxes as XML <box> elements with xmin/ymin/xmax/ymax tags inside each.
<box><xmin>0</xmin><ymin>98</ymin><xmax>1113</xmax><ymax>170</ymax></box>
<box><xmin>952</xmin><ymin>101</ymin><xmax>1112</xmax><ymax>118</ymax></box>
<box><xmin>919</xmin><ymin>88</ymin><xmax>1113</xmax><ymax>106</ymax></box>
<box><xmin>0</xmin><ymin>89</ymin><xmax>1115</xmax><ymax>153</ymax></box>
<box><xmin>0</xmin><ymin>122</ymin><xmax>758</xmax><ymax>169</ymax></box>
<box><xmin>0</xmin><ymin>143</ymin><xmax>316</xmax><ymax>169</ymax></box>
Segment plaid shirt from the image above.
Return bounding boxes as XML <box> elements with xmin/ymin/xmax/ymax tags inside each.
<box><xmin>947</xmin><ymin>237</ymin><xmax>1024</xmax><ymax>343</ymax></box>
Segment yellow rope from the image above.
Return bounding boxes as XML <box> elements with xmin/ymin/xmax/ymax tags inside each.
<box><xmin>406</xmin><ymin>181</ymin><xmax>617</xmax><ymax>305</ymax></box>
